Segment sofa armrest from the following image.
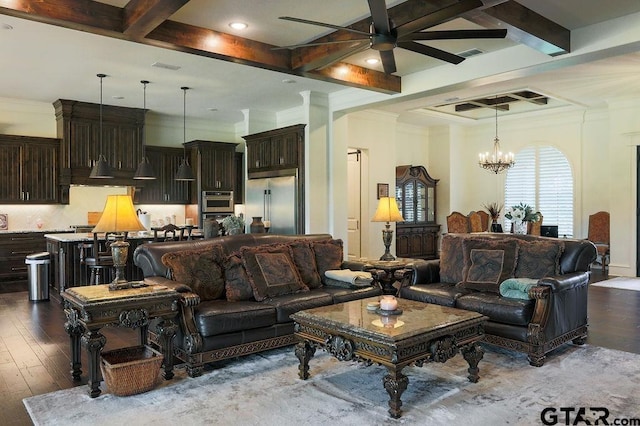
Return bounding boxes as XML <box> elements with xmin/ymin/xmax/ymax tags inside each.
<box><xmin>406</xmin><ymin>259</ymin><xmax>440</xmax><ymax>285</ymax></box>
<box><xmin>143</xmin><ymin>276</ymin><xmax>194</xmax><ymax>293</ymax></box>
<box><xmin>537</xmin><ymin>272</ymin><xmax>589</xmax><ymax>293</ymax></box>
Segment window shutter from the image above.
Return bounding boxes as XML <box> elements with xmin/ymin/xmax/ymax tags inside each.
<box><xmin>504</xmin><ymin>146</ymin><xmax>573</xmax><ymax>237</ymax></box>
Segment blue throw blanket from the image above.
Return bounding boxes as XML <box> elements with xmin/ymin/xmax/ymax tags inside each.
<box><xmin>499</xmin><ymin>278</ymin><xmax>539</xmax><ymax>299</ymax></box>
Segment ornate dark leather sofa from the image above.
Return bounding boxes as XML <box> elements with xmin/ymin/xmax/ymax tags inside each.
<box><xmin>133</xmin><ymin>233</ymin><xmax>381</xmax><ymax>376</ymax></box>
<box><xmin>399</xmin><ymin>233</ymin><xmax>597</xmax><ymax>366</ymax></box>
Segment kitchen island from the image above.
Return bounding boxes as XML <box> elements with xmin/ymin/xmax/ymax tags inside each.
<box><xmin>45</xmin><ymin>232</ymin><xmax>157</xmax><ymax>295</ymax></box>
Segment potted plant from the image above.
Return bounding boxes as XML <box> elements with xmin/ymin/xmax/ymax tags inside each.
<box><xmin>221</xmin><ymin>215</ymin><xmax>245</xmax><ymax>235</ymax></box>
<box><xmin>483</xmin><ymin>202</ymin><xmax>503</xmax><ymax>232</ymax></box>
<box><xmin>504</xmin><ymin>203</ymin><xmax>541</xmax><ymax>234</ymax></box>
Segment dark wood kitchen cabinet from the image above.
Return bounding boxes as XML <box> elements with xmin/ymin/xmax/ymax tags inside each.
<box><xmin>185</xmin><ymin>140</ymin><xmax>237</xmax><ymax>193</ymax></box>
<box><xmin>244</xmin><ymin>124</ymin><xmax>305</xmax><ymax>177</ymax></box>
<box><xmin>0</xmin><ymin>232</ymin><xmax>60</xmax><ymax>292</ymax></box>
<box><xmin>395</xmin><ymin>165</ymin><xmax>440</xmax><ymax>260</ymax></box>
<box><xmin>0</xmin><ymin>135</ymin><xmax>60</xmax><ymax>204</ymax></box>
<box><xmin>54</xmin><ymin>99</ymin><xmax>145</xmax><ymax>186</ymax></box>
<box><xmin>134</xmin><ymin>146</ymin><xmax>190</xmax><ymax>204</ymax></box>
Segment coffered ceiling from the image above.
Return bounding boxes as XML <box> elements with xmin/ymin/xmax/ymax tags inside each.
<box><xmin>1</xmin><ymin>1</ymin><xmax>640</xmax><ymax>126</ymax></box>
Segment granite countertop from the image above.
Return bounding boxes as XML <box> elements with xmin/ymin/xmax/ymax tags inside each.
<box><xmin>0</xmin><ymin>228</ymin><xmax>74</xmax><ymax>235</ymax></box>
<box><xmin>45</xmin><ymin>230</ymin><xmax>203</xmax><ymax>242</ymax></box>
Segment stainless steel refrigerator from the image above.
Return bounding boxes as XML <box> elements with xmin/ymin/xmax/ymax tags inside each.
<box><xmin>245</xmin><ymin>176</ymin><xmax>298</xmax><ymax>234</ymax></box>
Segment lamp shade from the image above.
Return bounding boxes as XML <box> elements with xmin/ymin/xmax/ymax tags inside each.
<box><xmin>92</xmin><ymin>195</ymin><xmax>146</xmax><ymax>233</ymax></box>
<box><xmin>371</xmin><ymin>197</ymin><xmax>404</xmax><ymax>223</ymax></box>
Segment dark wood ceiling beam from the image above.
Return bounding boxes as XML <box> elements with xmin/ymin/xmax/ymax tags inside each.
<box><xmin>308</xmin><ymin>63</ymin><xmax>401</xmax><ymax>94</ymax></box>
<box><xmin>466</xmin><ymin>0</ymin><xmax>570</xmax><ymax>56</ymax></box>
<box><xmin>0</xmin><ymin>0</ymin><xmax>123</xmax><ymax>34</ymax></box>
<box><xmin>123</xmin><ymin>0</ymin><xmax>189</xmax><ymax>38</ymax></box>
<box><xmin>290</xmin><ymin>0</ymin><xmax>459</xmax><ymax>71</ymax></box>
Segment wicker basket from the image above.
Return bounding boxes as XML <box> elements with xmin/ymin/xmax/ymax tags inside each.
<box><xmin>100</xmin><ymin>345</ymin><xmax>164</xmax><ymax>396</ymax></box>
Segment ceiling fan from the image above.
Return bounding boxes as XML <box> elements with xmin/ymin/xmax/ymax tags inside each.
<box><xmin>275</xmin><ymin>0</ymin><xmax>507</xmax><ymax>74</ymax></box>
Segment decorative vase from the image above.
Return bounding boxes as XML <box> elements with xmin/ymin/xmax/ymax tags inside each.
<box><xmin>513</xmin><ymin>220</ymin><xmax>527</xmax><ymax>234</ymax></box>
<box><xmin>250</xmin><ymin>216</ymin><xmax>265</xmax><ymax>233</ymax></box>
<box><xmin>491</xmin><ymin>220</ymin><xmax>503</xmax><ymax>233</ymax></box>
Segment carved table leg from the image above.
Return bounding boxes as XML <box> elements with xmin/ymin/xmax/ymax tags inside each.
<box><xmin>64</xmin><ymin>308</ymin><xmax>84</xmax><ymax>382</ymax></box>
<box><xmin>461</xmin><ymin>342</ymin><xmax>484</xmax><ymax>383</ymax></box>
<box><xmin>156</xmin><ymin>319</ymin><xmax>178</xmax><ymax>380</ymax></box>
<box><xmin>295</xmin><ymin>340</ymin><xmax>316</xmax><ymax>380</ymax></box>
<box><xmin>383</xmin><ymin>367</ymin><xmax>409</xmax><ymax>419</ymax></box>
<box><xmin>81</xmin><ymin>330</ymin><xmax>106</xmax><ymax>398</ymax></box>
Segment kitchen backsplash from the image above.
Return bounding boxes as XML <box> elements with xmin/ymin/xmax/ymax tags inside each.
<box><xmin>1</xmin><ymin>186</ymin><xmax>190</xmax><ymax>231</ymax></box>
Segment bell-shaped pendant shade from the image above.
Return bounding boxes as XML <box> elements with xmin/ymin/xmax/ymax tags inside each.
<box><xmin>175</xmin><ymin>158</ymin><xmax>195</xmax><ymax>181</ymax></box>
<box><xmin>133</xmin><ymin>157</ymin><xmax>156</xmax><ymax>180</ymax></box>
<box><xmin>89</xmin><ymin>154</ymin><xmax>114</xmax><ymax>179</ymax></box>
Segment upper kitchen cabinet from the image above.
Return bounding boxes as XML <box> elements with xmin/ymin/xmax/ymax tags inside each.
<box><xmin>243</xmin><ymin>124</ymin><xmax>305</xmax><ymax>178</ymax></box>
<box><xmin>0</xmin><ymin>135</ymin><xmax>60</xmax><ymax>204</ymax></box>
<box><xmin>53</xmin><ymin>99</ymin><xmax>145</xmax><ymax>186</ymax></box>
<box><xmin>134</xmin><ymin>146</ymin><xmax>190</xmax><ymax>204</ymax></box>
<box><xmin>185</xmin><ymin>140</ymin><xmax>238</xmax><ymax>200</ymax></box>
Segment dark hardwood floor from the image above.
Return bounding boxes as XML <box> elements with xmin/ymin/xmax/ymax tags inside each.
<box><xmin>1</xmin><ymin>269</ymin><xmax>639</xmax><ymax>425</ymax></box>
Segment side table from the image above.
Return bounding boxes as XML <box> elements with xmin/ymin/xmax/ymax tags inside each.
<box><xmin>62</xmin><ymin>283</ymin><xmax>180</xmax><ymax>398</ymax></box>
<box><xmin>363</xmin><ymin>259</ymin><xmax>416</xmax><ymax>295</ymax></box>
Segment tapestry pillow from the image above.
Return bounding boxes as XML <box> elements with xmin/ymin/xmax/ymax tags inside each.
<box><xmin>313</xmin><ymin>239</ymin><xmax>344</xmax><ymax>285</ymax></box>
<box><xmin>500</xmin><ymin>277</ymin><xmax>539</xmax><ymax>300</ymax></box>
<box><xmin>457</xmin><ymin>238</ymin><xmax>519</xmax><ymax>293</ymax></box>
<box><xmin>288</xmin><ymin>240</ymin><xmax>322</xmax><ymax>289</ymax></box>
<box><xmin>439</xmin><ymin>234</ymin><xmax>465</xmax><ymax>283</ymax></box>
<box><xmin>241</xmin><ymin>244</ymin><xmax>309</xmax><ymax>301</ymax></box>
<box><xmin>514</xmin><ymin>240</ymin><xmax>564</xmax><ymax>279</ymax></box>
<box><xmin>224</xmin><ymin>252</ymin><xmax>255</xmax><ymax>302</ymax></box>
<box><xmin>161</xmin><ymin>245</ymin><xmax>226</xmax><ymax>301</ymax></box>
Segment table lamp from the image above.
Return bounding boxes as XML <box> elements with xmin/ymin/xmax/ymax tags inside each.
<box><xmin>92</xmin><ymin>195</ymin><xmax>146</xmax><ymax>290</ymax></box>
<box><xmin>371</xmin><ymin>197</ymin><xmax>404</xmax><ymax>261</ymax></box>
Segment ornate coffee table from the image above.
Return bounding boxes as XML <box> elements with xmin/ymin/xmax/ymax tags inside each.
<box><xmin>291</xmin><ymin>297</ymin><xmax>487</xmax><ymax>418</ymax></box>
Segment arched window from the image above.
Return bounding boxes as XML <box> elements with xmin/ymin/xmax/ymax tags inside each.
<box><xmin>504</xmin><ymin>146</ymin><xmax>573</xmax><ymax>237</ymax></box>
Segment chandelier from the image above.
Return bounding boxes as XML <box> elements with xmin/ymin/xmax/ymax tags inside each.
<box><xmin>478</xmin><ymin>98</ymin><xmax>515</xmax><ymax>174</ymax></box>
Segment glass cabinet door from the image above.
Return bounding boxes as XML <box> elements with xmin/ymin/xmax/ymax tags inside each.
<box><xmin>416</xmin><ymin>182</ymin><xmax>426</xmax><ymax>222</ymax></box>
<box><xmin>403</xmin><ymin>181</ymin><xmax>415</xmax><ymax>222</ymax></box>
<box><xmin>427</xmin><ymin>187</ymin><xmax>435</xmax><ymax>222</ymax></box>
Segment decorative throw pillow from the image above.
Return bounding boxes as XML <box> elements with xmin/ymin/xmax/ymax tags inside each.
<box><xmin>515</xmin><ymin>240</ymin><xmax>564</xmax><ymax>279</ymax></box>
<box><xmin>500</xmin><ymin>277</ymin><xmax>539</xmax><ymax>300</ymax></box>
<box><xmin>288</xmin><ymin>240</ymin><xmax>322</xmax><ymax>289</ymax></box>
<box><xmin>224</xmin><ymin>252</ymin><xmax>255</xmax><ymax>301</ymax></box>
<box><xmin>457</xmin><ymin>238</ymin><xmax>519</xmax><ymax>293</ymax></box>
<box><xmin>241</xmin><ymin>244</ymin><xmax>308</xmax><ymax>301</ymax></box>
<box><xmin>313</xmin><ymin>239</ymin><xmax>344</xmax><ymax>285</ymax></box>
<box><xmin>439</xmin><ymin>234</ymin><xmax>465</xmax><ymax>283</ymax></box>
<box><xmin>161</xmin><ymin>245</ymin><xmax>225</xmax><ymax>301</ymax></box>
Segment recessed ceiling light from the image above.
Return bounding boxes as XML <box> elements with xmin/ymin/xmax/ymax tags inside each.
<box><xmin>282</xmin><ymin>78</ymin><xmax>296</xmax><ymax>84</ymax></box>
<box><xmin>1</xmin><ymin>23</ymin><xmax>13</xmax><ymax>30</ymax></box>
<box><xmin>112</xmin><ymin>95</ymin><xmax>124</xmax><ymax>100</ymax></box>
<box><xmin>365</xmin><ymin>58</ymin><xmax>379</xmax><ymax>65</ymax></box>
<box><xmin>229</xmin><ymin>22</ymin><xmax>248</xmax><ymax>30</ymax></box>
<box><xmin>151</xmin><ymin>61</ymin><xmax>181</xmax><ymax>71</ymax></box>
<box><xmin>207</xmin><ymin>107</ymin><xmax>218</xmax><ymax>112</ymax></box>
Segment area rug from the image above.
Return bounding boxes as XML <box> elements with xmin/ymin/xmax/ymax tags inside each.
<box><xmin>24</xmin><ymin>344</ymin><xmax>640</xmax><ymax>425</ymax></box>
<box><xmin>591</xmin><ymin>276</ymin><xmax>640</xmax><ymax>291</ymax></box>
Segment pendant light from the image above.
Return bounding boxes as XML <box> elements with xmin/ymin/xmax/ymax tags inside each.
<box><xmin>478</xmin><ymin>95</ymin><xmax>515</xmax><ymax>174</ymax></box>
<box><xmin>133</xmin><ymin>80</ymin><xmax>156</xmax><ymax>180</ymax></box>
<box><xmin>175</xmin><ymin>86</ymin><xmax>195</xmax><ymax>181</ymax></box>
<box><xmin>89</xmin><ymin>73</ymin><xmax>114</xmax><ymax>179</ymax></box>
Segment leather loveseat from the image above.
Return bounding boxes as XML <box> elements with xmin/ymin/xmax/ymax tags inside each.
<box><xmin>399</xmin><ymin>233</ymin><xmax>597</xmax><ymax>366</ymax></box>
<box><xmin>133</xmin><ymin>233</ymin><xmax>381</xmax><ymax>377</ymax></box>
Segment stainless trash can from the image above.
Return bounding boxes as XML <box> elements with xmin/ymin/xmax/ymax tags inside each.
<box><xmin>25</xmin><ymin>252</ymin><xmax>50</xmax><ymax>302</ymax></box>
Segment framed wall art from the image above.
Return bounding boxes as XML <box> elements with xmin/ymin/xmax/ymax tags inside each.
<box><xmin>377</xmin><ymin>183</ymin><xmax>389</xmax><ymax>199</ymax></box>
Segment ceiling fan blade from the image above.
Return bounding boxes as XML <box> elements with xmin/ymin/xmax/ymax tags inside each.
<box><xmin>402</xmin><ymin>28</ymin><xmax>508</xmax><ymax>41</ymax></box>
<box><xmin>279</xmin><ymin>16</ymin><xmax>372</xmax><ymax>37</ymax></box>
<box><xmin>397</xmin><ymin>41</ymin><xmax>465</xmax><ymax>64</ymax></box>
<box><xmin>379</xmin><ymin>50</ymin><xmax>397</xmax><ymax>74</ymax></box>
<box><xmin>395</xmin><ymin>0</ymin><xmax>483</xmax><ymax>37</ymax></box>
<box><xmin>272</xmin><ymin>38</ymin><xmax>369</xmax><ymax>50</ymax></box>
<box><xmin>367</xmin><ymin>0</ymin><xmax>391</xmax><ymax>34</ymax></box>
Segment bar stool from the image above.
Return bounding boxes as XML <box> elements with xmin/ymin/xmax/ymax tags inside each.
<box><xmin>77</xmin><ymin>242</ymin><xmax>94</xmax><ymax>285</ymax></box>
<box><xmin>84</xmin><ymin>232</ymin><xmax>114</xmax><ymax>285</ymax></box>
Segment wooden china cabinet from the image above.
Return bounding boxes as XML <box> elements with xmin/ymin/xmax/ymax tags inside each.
<box><xmin>395</xmin><ymin>165</ymin><xmax>440</xmax><ymax>259</ymax></box>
